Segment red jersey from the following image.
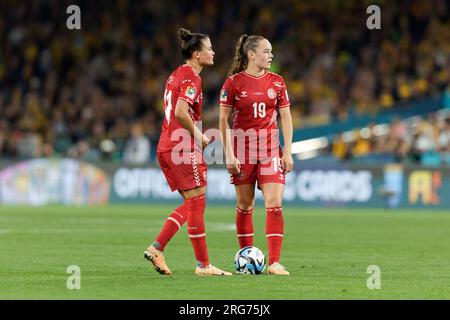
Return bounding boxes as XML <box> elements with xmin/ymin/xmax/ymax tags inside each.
<box><xmin>219</xmin><ymin>71</ymin><xmax>290</xmax><ymax>161</ymax></box>
<box><xmin>157</xmin><ymin>64</ymin><xmax>203</xmax><ymax>153</ymax></box>
<box><xmin>219</xmin><ymin>71</ymin><xmax>290</xmax><ymax>130</ymax></box>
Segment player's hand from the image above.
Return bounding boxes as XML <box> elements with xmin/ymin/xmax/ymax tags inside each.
<box><xmin>227</xmin><ymin>156</ymin><xmax>241</xmax><ymax>175</ymax></box>
<box><xmin>201</xmin><ymin>134</ymin><xmax>210</xmax><ymax>148</ymax></box>
<box><xmin>281</xmin><ymin>153</ymin><xmax>294</xmax><ymax>174</ymax></box>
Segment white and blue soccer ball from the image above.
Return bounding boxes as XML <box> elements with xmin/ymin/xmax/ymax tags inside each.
<box><xmin>234</xmin><ymin>246</ymin><xmax>266</xmax><ymax>275</ymax></box>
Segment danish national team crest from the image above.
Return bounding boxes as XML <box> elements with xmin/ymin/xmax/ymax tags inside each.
<box><xmin>220</xmin><ymin>89</ymin><xmax>228</xmax><ymax>102</ymax></box>
<box><xmin>185</xmin><ymin>86</ymin><xmax>196</xmax><ymax>100</ymax></box>
<box><xmin>267</xmin><ymin>88</ymin><xmax>277</xmax><ymax>99</ymax></box>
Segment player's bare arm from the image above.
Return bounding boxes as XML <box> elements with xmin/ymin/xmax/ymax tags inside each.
<box><xmin>219</xmin><ymin>106</ymin><xmax>241</xmax><ymax>175</ymax></box>
<box><xmin>279</xmin><ymin>107</ymin><xmax>293</xmax><ymax>174</ymax></box>
<box><xmin>175</xmin><ymin>98</ymin><xmax>210</xmax><ymax>148</ymax></box>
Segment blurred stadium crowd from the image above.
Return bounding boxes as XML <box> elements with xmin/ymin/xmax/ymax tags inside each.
<box><xmin>331</xmin><ymin>110</ymin><xmax>450</xmax><ymax>165</ymax></box>
<box><xmin>0</xmin><ymin>0</ymin><xmax>449</xmax><ymax>163</ymax></box>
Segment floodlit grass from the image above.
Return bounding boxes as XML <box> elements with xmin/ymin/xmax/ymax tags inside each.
<box><xmin>1</xmin><ymin>205</ymin><xmax>450</xmax><ymax>299</ymax></box>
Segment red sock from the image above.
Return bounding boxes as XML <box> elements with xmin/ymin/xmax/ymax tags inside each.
<box><xmin>153</xmin><ymin>202</ymin><xmax>188</xmax><ymax>251</ymax></box>
<box><xmin>266</xmin><ymin>207</ymin><xmax>284</xmax><ymax>265</ymax></box>
<box><xmin>186</xmin><ymin>194</ymin><xmax>209</xmax><ymax>267</ymax></box>
<box><xmin>236</xmin><ymin>207</ymin><xmax>254</xmax><ymax>248</ymax></box>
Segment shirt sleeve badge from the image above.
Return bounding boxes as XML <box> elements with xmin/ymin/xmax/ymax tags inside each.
<box><xmin>220</xmin><ymin>89</ymin><xmax>228</xmax><ymax>102</ymax></box>
<box><xmin>185</xmin><ymin>86</ymin><xmax>196</xmax><ymax>100</ymax></box>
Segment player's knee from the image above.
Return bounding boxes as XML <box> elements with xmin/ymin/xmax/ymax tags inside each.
<box><xmin>183</xmin><ymin>186</ymin><xmax>207</xmax><ymax>199</ymax></box>
<box><xmin>237</xmin><ymin>199</ymin><xmax>254</xmax><ymax>211</ymax></box>
<box><xmin>264</xmin><ymin>197</ymin><xmax>282</xmax><ymax>208</ymax></box>
<box><xmin>237</xmin><ymin>204</ymin><xmax>253</xmax><ymax>211</ymax></box>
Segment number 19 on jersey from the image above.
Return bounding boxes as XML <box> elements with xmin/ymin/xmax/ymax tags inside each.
<box><xmin>253</xmin><ymin>102</ymin><xmax>266</xmax><ymax>118</ymax></box>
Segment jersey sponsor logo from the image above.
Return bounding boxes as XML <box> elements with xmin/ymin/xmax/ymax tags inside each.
<box><xmin>220</xmin><ymin>89</ymin><xmax>228</xmax><ymax>102</ymax></box>
<box><xmin>273</xmin><ymin>81</ymin><xmax>283</xmax><ymax>88</ymax></box>
<box><xmin>267</xmin><ymin>88</ymin><xmax>277</xmax><ymax>99</ymax></box>
<box><xmin>240</xmin><ymin>91</ymin><xmax>247</xmax><ymax>98</ymax></box>
<box><xmin>185</xmin><ymin>86</ymin><xmax>196</xmax><ymax>100</ymax></box>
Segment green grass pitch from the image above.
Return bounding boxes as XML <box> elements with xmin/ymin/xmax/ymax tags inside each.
<box><xmin>1</xmin><ymin>204</ymin><xmax>450</xmax><ymax>299</ymax></box>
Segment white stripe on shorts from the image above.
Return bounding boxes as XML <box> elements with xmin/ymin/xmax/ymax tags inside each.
<box><xmin>190</xmin><ymin>152</ymin><xmax>201</xmax><ymax>186</ymax></box>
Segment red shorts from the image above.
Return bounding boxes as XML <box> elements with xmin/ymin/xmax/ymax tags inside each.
<box><xmin>230</xmin><ymin>154</ymin><xmax>285</xmax><ymax>187</ymax></box>
<box><xmin>157</xmin><ymin>150</ymin><xmax>207</xmax><ymax>192</ymax></box>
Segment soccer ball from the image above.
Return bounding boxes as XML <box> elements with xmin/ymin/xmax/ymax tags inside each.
<box><xmin>234</xmin><ymin>246</ymin><xmax>266</xmax><ymax>275</ymax></box>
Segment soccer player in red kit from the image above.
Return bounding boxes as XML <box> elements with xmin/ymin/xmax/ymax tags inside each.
<box><xmin>144</xmin><ymin>28</ymin><xmax>231</xmax><ymax>276</ymax></box>
<box><xmin>219</xmin><ymin>35</ymin><xmax>294</xmax><ymax>275</ymax></box>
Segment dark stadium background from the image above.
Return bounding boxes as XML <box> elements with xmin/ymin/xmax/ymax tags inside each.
<box><xmin>0</xmin><ymin>0</ymin><xmax>448</xmax><ymax>162</ymax></box>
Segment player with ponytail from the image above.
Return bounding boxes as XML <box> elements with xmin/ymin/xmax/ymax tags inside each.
<box><xmin>219</xmin><ymin>34</ymin><xmax>293</xmax><ymax>275</ymax></box>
